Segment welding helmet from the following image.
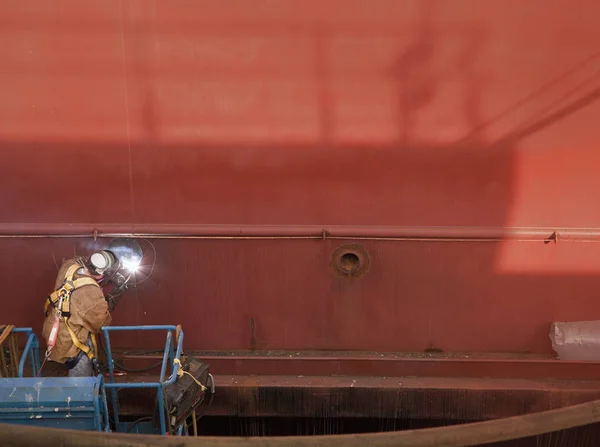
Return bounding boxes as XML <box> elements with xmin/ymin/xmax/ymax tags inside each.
<box><xmin>89</xmin><ymin>238</ymin><xmax>144</xmax><ymax>277</ymax></box>
<box><xmin>89</xmin><ymin>250</ymin><xmax>116</xmax><ymax>274</ymax></box>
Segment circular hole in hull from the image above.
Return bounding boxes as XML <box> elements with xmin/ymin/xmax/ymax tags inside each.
<box><xmin>331</xmin><ymin>244</ymin><xmax>370</xmax><ymax>278</ymax></box>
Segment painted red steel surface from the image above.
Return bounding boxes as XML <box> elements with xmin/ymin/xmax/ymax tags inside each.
<box><xmin>1</xmin><ymin>1</ymin><xmax>600</xmax><ymax>355</ymax></box>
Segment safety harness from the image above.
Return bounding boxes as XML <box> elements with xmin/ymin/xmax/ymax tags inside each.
<box><xmin>44</xmin><ymin>263</ymin><xmax>101</xmax><ymax>364</ymax></box>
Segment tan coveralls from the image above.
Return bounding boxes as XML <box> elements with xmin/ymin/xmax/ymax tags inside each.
<box><xmin>42</xmin><ymin>258</ymin><xmax>112</xmax><ymax>367</ymax></box>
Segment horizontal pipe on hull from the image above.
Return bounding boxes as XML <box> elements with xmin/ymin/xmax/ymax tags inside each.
<box><xmin>0</xmin><ymin>223</ymin><xmax>600</xmax><ymax>242</ymax></box>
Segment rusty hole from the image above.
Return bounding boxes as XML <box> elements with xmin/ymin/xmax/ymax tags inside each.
<box><xmin>331</xmin><ymin>244</ymin><xmax>370</xmax><ymax>278</ymax></box>
<box><xmin>339</xmin><ymin>252</ymin><xmax>360</xmax><ymax>274</ymax></box>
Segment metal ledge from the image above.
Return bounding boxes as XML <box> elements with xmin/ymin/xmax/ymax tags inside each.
<box><xmin>118</xmin><ymin>352</ymin><xmax>600</xmax><ymax>381</ymax></box>
<box><xmin>116</xmin><ymin>374</ymin><xmax>600</xmax><ymax>420</ymax></box>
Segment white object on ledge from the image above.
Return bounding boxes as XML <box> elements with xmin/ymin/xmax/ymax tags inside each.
<box><xmin>550</xmin><ymin>320</ymin><xmax>600</xmax><ymax>361</ymax></box>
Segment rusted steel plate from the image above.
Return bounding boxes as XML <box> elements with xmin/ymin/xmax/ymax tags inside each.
<box><xmin>116</xmin><ymin>374</ymin><xmax>600</xmax><ymax>420</ymax></box>
<box><xmin>3</xmin><ymin>237</ymin><xmax>600</xmax><ymax>354</ymax></box>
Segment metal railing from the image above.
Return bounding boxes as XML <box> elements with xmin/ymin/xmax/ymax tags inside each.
<box><xmin>102</xmin><ymin>325</ymin><xmax>184</xmax><ymax>435</ymax></box>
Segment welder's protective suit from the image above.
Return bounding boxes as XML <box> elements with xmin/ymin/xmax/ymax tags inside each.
<box><xmin>42</xmin><ymin>258</ymin><xmax>112</xmax><ymax>372</ymax></box>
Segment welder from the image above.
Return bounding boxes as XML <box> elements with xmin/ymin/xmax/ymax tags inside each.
<box><xmin>42</xmin><ymin>239</ymin><xmax>143</xmax><ymax>377</ymax></box>
<box><xmin>42</xmin><ymin>255</ymin><xmax>112</xmax><ymax>376</ymax></box>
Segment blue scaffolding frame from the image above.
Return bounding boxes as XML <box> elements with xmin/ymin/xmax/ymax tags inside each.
<box><xmin>102</xmin><ymin>325</ymin><xmax>185</xmax><ymax>435</ymax></box>
<box><xmin>0</xmin><ymin>325</ymin><xmax>187</xmax><ymax>435</ymax></box>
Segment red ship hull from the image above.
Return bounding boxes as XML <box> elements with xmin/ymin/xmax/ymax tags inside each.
<box><xmin>2</xmin><ymin>1</ymin><xmax>600</xmax><ymax>443</ymax></box>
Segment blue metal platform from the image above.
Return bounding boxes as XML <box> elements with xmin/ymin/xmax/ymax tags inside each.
<box><xmin>0</xmin><ymin>376</ymin><xmax>109</xmax><ymax>431</ymax></box>
<box><xmin>0</xmin><ymin>325</ymin><xmax>193</xmax><ymax>435</ymax></box>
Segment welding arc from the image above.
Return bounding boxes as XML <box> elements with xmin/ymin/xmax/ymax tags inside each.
<box><xmin>124</xmin><ymin>237</ymin><xmax>157</xmax><ymax>287</ymax></box>
<box><xmin>3</xmin><ymin>398</ymin><xmax>600</xmax><ymax>446</ymax></box>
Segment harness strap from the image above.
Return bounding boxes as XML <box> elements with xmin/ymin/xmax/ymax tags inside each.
<box><xmin>45</xmin><ymin>264</ymin><xmax>80</xmax><ymax>314</ymax></box>
<box><xmin>45</xmin><ymin>277</ymin><xmax>99</xmax><ymax>316</ymax></box>
<box><xmin>64</xmin><ymin>319</ymin><xmax>98</xmax><ymax>362</ymax></box>
<box><xmin>44</xmin><ymin>262</ymin><xmax>99</xmax><ymax>315</ymax></box>
<box><xmin>44</xmin><ymin>262</ymin><xmax>102</xmax><ymax>363</ymax></box>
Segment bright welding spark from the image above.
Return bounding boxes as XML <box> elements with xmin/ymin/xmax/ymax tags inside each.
<box><xmin>122</xmin><ymin>258</ymin><xmax>141</xmax><ymax>273</ymax></box>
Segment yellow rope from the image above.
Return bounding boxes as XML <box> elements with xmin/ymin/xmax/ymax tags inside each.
<box><xmin>172</xmin><ymin>359</ymin><xmax>206</xmax><ymax>392</ymax></box>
